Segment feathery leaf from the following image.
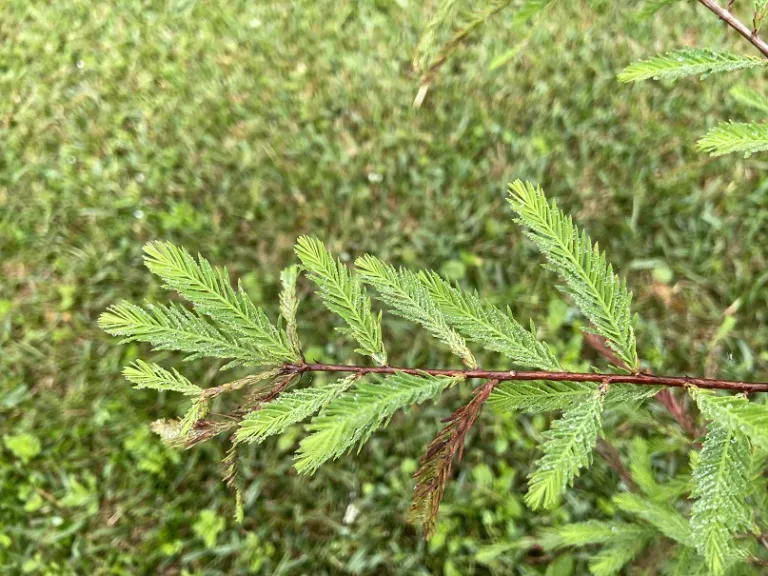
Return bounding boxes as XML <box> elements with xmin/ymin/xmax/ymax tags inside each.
<box><xmin>236</xmin><ymin>375</ymin><xmax>359</xmax><ymax>444</ymax></box>
<box><xmin>618</xmin><ymin>49</ymin><xmax>768</xmax><ymax>83</ymax></box>
<box><xmin>356</xmin><ymin>255</ymin><xmax>476</xmax><ymax>367</ymax></box>
<box><xmin>589</xmin><ymin>537</ymin><xmax>652</xmax><ymax>576</ymax></box>
<box><xmin>123</xmin><ymin>360</ymin><xmax>202</xmax><ymax>396</ymax></box>
<box><xmin>690</xmin><ymin>423</ymin><xmax>753</xmax><ymax>575</ymax></box>
<box><xmin>688</xmin><ymin>386</ymin><xmax>768</xmax><ymax>450</ymax></box>
<box><xmin>488</xmin><ymin>380</ymin><xmax>593</xmax><ymax>413</ymax></box>
<box><xmin>508</xmin><ymin>180</ymin><xmax>638</xmax><ymax>369</ymax></box>
<box><xmin>663</xmin><ymin>546</ymin><xmax>710</xmax><ymax>576</ymax></box>
<box><xmin>696</xmin><ymin>121</ymin><xmax>768</xmax><ymax>157</ymax></box>
<box><xmin>142</xmin><ymin>241</ymin><xmax>297</xmax><ymax>363</ymax></box>
<box><xmin>99</xmin><ymin>301</ymin><xmax>266</xmax><ymax>366</ymax></box>
<box><xmin>730</xmin><ymin>85</ymin><xmax>768</xmax><ymax>113</ymax></box>
<box><xmin>295</xmin><ymin>237</ymin><xmax>387</xmax><ymax>365</ymax></box>
<box><xmin>279</xmin><ymin>264</ymin><xmax>303</xmax><ymax>357</ymax></box>
<box><xmin>540</xmin><ymin>520</ymin><xmax>654</xmax><ymax>549</ymax></box>
<box><xmin>419</xmin><ymin>269</ymin><xmax>561</xmax><ymax>370</ymax></box>
<box><xmin>612</xmin><ymin>492</ymin><xmax>693</xmax><ymax>546</ymax></box>
<box><xmin>525</xmin><ymin>386</ymin><xmax>605</xmax><ymax>509</ymax></box>
<box><xmin>294</xmin><ymin>373</ymin><xmax>460</xmax><ymax>474</ymax></box>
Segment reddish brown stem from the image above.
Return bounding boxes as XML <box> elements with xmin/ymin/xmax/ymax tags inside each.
<box><xmin>283</xmin><ymin>362</ymin><xmax>768</xmax><ymax>393</ymax></box>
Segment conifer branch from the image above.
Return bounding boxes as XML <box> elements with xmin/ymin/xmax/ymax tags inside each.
<box><xmin>278</xmin><ymin>361</ymin><xmax>768</xmax><ymax>393</ymax></box>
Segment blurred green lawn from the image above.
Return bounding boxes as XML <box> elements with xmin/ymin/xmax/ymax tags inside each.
<box><xmin>3</xmin><ymin>0</ymin><xmax>768</xmax><ymax>573</ymax></box>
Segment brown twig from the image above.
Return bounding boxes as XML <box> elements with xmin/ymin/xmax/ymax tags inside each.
<box><xmin>697</xmin><ymin>0</ymin><xmax>768</xmax><ymax>58</ymax></box>
<box><xmin>282</xmin><ymin>362</ymin><xmax>768</xmax><ymax>393</ymax></box>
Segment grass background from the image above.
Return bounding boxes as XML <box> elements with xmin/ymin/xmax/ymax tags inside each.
<box><xmin>3</xmin><ymin>0</ymin><xmax>768</xmax><ymax>573</ymax></box>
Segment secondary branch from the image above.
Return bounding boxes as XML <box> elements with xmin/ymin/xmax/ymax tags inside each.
<box><xmin>697</xmin><ymin>0</ymin><xmax>768</xmax><ymax>58</ymax></box>
<box><xmin>282</xmin><ymin>362</ymin><xmax>768</xmax><ymax>393</ymax></box>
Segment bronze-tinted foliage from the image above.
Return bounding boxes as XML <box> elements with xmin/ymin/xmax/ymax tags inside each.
<box><xmin>409</xmin><ymin>380</ymin><xmax>498</xmax><ymax>537</ymax></box>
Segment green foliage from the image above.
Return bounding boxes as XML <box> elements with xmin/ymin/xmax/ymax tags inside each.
<box><xmin>143</xmin><ymin>242</ymin><xmax>298</xmax><ymax>363</ymax></box>
<box><xmin>525</xmin><ymin>386</ymin><xmax>605</xmax><ymax>509</ymax></box>
<box><xmin>294</xmin><ymin>373</ymin><xmax>461</xmax><ymax>474</ymax></box>
<box><xmin>612</xmin><ymin>492</ymin><xmax>693</xmax><ymax>546</ymax></box>
<box><xmin>689</xmin><ymin>387</ymin><xmax>768</xmax><ymax>450</ymax></box>
<box><xmin>541</xmin><ymin>520</ymin><xmax>654</xmax><ymax>576</ymax></box>
<box><xmin>98</xmin><ymin>301</ymin><xmax>267</xmax><ymax>366</ymax></box>
<box><xmin>11</xmin><ymin>0</ymin><xmax>768</xmax><ymax>571</ymax></box>
<box><xmin>637</xmin><ymin>0</ymin><xmax>683</xmax><ymax>19</ymax></box>
<box><xmin>3</xmin><ymin>434</ymin><xmax>42</xmax><ymax>464</ymax></box>
<box><xmin>192</xmin><ymin>509</ymin><xmax>226</xmax><ymax>549</ymax></box>
<box><xmin>123</xmin><ymin>360</ymin><xmax>202</xmax><ymax>396</ymax></box>
<box><xmin>696</xmin><ymin>122</ymin><xmax>768</xmax><ymax>157</ymax></box>
<box><xmin>730</xmin><ymin>85</ymin><xmax>768</xmax><ymax>113</ymax></box>
<box><xmin>690</xmin><ymin>423</ymin><xmax>753</xmax><ymax>575</ymax></box>
<box><xmin>488</xmin><ymin>380</ymin><xmax>593</xmax><ymax>412</ymax></box>
<box><xmin>295</xmin><ymin>236</ymin><xmax>387</xmax><ymax>365</ymax></box>
<box><xmin>588</xmin><ymin>538</ymin><xmax>651</xmax><ymax>576</ymax></box>
<box><xmin>279</xmin><ymin>265</ymin><xmax>303</xmax><ymax>359</ymax></box>
<box><xmin>540</xmin><ymin>520</ymin><xmax>653</xmax><ymax>548</ymax></box>
<box><xmin>508</xmin><ymin>180</ymin><xmax>637</xmax><ymax>369</ymax></box>
<box><xmin>418</xmin><ymin>269</ymin><xmax>561</xmax><ymax>370</ymax></box>
<box><xmin>236</xmin><ymin>375</ymin><xmax>358</xmax><ymax>444</ymax></box>
<box><xmin>618</xmin><ymin>49</ymin><xmax>768</xmax><ymax>83</ymax></box>
<box><xmin>355</xmin><ymin>255</ymin><xmax>477</xmax><ymax>367</ymax></box>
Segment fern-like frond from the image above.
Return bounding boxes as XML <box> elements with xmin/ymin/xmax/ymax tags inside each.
<box><xmin>690</xmin><ymin>423</ymin><xmax>753</xmax><ymax>575</ymax></box>
<box><xmin>628</xmin><ymin>437</ymin><xmax>662</xmax><ymax>498</ymax></box>
<box><xmin>122</xmin><ymin>360</ymin><xmax>202</xmax><ymax>396</ymax></box>
<box><xmin>612</xmin><ymin>492</ymin><xmax>693</xmax><ymax>546</ymax></box>
<box><xmin>355</xmin><ymin>255</ymin><xmax>476</xmax><ymax>368</ymax></box>
<box><xmin>540</xmin><ymin>520</ymin><xmax>654</xmax><ymax>549</ymax></box>
<box><xmin>419</xmin><ymin>270</ymin><xmax>561</xmax><ymax>370</ymax></box>
<box><xmin>279</xmin><ymin>265</ymin><xmax>302</xmax><ymax>357</ymax></box>
<box><xmin>662</xmin><ymin>546</ymin><xmax>710</xmax><ymax>576</ymax></box>
<box><xmin>142</xmin><ymin>241</ymin><xmax>297</xmax><ymax>363</ymax></box>
<box><xmin>508</xmin><ymin>180</ymin><xmax>638</xmax><ymax>370</ymax></box>
<box><xmin>295</xmin><ymin>237</ymin><xmax>387</xmax><ymax>365</ymax></box>
<box><xmin>688</xmin><ymin>386</ymin><xmax>768</xmax><ymax>450</ymax></box>
<box><xmin>606</xmin><ymin>384</ymin><xmax>662</xmax><ymax>405</ymax></box>
<box><xmin>294</xmin><ymin>373</ymin><xmax>460</xmax><ymax>474</ymax></box>
<box><xmin>589</xmin><ymin>537</ymin><xmax>652</xmax><ymax>576</ymax></box>
<box><xmin>730</xmin><ymin>85</ymin><xmax>768</xmax><ymax>113</ymax></box>
<box><xmin>696</xmin><ymin>121</ymin><xmax>768</xmax><ymax>157</ymax></box>
<box><xmin>98</xmin><ymin>301</ymin><xmax>265</xmax><ymax>366</ymax></box>
<box><xmin>488</xmin><ymin>381</ymin><xmax>593</xmax><ymax>413</ymax></box>
<box><xmin>525</xmin><ymin>386</ymin><xmax>605</xmax><ymax>509</ymax></box>
<box><xmin>618</xmin><ymin>49</ymin><xmax>768</xmax><ymax>83</ymax></box>
<box><xmin>628</xmin><ymin>438</ymin><xmax>692</xmax><ymax>501</ymax></box>
<box><xmin>236</xmin><ymin>374</ymin><xmax>358</xmax><ymax>444</ymax></box>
